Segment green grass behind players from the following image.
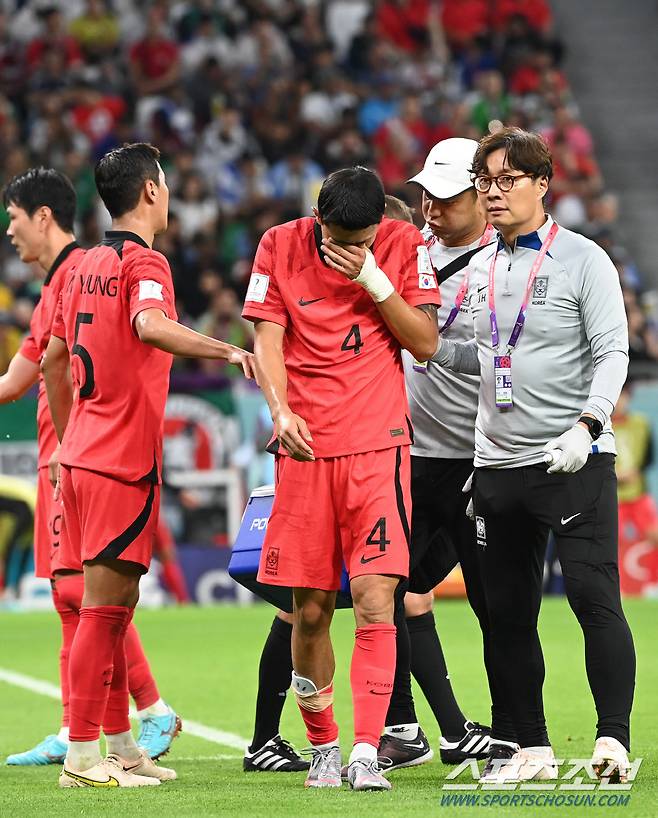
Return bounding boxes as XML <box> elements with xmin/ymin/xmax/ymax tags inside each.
<box><xmin>0</xmin><ymin>597</ymin><xmax>655</xmax><ymax>817</ymax></box>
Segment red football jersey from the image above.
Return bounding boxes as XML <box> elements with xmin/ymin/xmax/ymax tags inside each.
<box><xmin>19</xmin><ymin>243</ymin><xmax>85</xmax><ymax>468</ymax></box>
<box><xmin>242</xmin><ymin>217</ymin><xmax>440</xmax><ymax>458</ymax></box>
<box><xmin>52</xmin><ymin>231</ymin><xmax>177</xmax><ymax>482</ymax></box>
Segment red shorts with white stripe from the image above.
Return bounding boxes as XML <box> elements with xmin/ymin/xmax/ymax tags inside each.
<box><xmin>258</xmin><ymin>446</ymin><xmax>411</xmax><ymax>591</ymax></box>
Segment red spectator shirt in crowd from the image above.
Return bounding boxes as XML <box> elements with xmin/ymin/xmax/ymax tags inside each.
<box><xmin>373</xmin><ymin>117</ymin><xmax>435</xmax><ymax>188</ymax></box>
<box><xmin>130</xmin><ymin>36</ymin><xmax>179</xmax><ymax>79</ymax></box>
<box><xmin>51</xmin><ymin>232</ymin><xmax>176</xmax><ymax>483</ymax></box>
<box><xmin>242</xmin><ymin>217</ymin><xmax>440</xmax><ymax>458</ymax></box>
<box><xmin>552</xmin><ymin>150</ymin><xmax>599</xmax><ymax>199</ymax></box>
<box><xmin>493</xmin><ymin>0</ymin><xmax>552</xmax><ymax>32</ymax></box>
<box><xmin>542</xmin><ymin>121</ymin><xmax>593</xmax><ymax>157</ymax></box>
<box><xmin>509</xmin><ymin>65</ymin><xmax>568</xmax><ymax>96</ymax></box>
<box><xmin>19</xmin><ymin>242</ymin><xmax>85</xmax><ymax>468</ymax></box>
<box><xmin>441</xmin><ymin>0</ymin><xmax>488</xmax><ymax>46</ymax></box>
<box><xmin>26</xmin><ymin>36</ymin><xmax>82</xmax><ymax>71</ymax></box>
<box><xmin>71</xmin><ymin>95</ymin><xmax>126</xmax><ymax>144</ymax></box>
<box><xmin>376</xmin><ymin>0</ymin><xmax>430</xmax><ymax>52</ymax></box>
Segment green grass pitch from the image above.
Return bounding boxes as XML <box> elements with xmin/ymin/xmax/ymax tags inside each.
<box><xmin>1</xmin><ymin>597</ymin><xmax>655</xmax><ymax>817</ymax></box>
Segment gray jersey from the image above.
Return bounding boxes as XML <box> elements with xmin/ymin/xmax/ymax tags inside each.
<box><xmin>435</xmin><ymin>216</ymin><xmax>628</xmax><ymax>468</ymax></box>
<box><xmin>403</xmin><ymin>226</ymin><xmax>489</xmax><ymax>459</ymax></box>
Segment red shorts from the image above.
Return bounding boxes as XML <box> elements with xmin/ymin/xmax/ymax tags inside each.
<box><xmin>52</xmin><ymin>466</ymin><xmax>159</xmax><ymax>574</ymax></box>
<box><xmin>34</xmin><ymin>467</ymin><xmax>62</xmax><ymax>579</ymax></box>
<box><xmin>619</xmin><ymin>494</ymin><xmax>658</xmax><ymax>543</ymax></box>
<box><xmin>258</xmin><ymin>446</ymin><xmax>411</xmax><ymax>591</ymax></box>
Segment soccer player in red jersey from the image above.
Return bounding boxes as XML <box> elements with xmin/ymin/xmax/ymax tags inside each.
<box><xmin>1</xmin><ymin>168</ymin><xmax>181</xmax><ymax>767</ymax></box>
<box><xmin>242</xmin><ymin>167</ymin><xmax>440</xmax><ymax>791</ymax></box>
<box><xmin>43</xmin><ymin>143</ymin><xmax>254</xmax><ymax>788</ymax></box>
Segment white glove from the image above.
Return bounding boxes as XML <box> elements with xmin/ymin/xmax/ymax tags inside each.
<box><xmin>462</xmin><ymin>471</ymin><xmax>475</xmax><ymax>520</ymax></box>
<box><xmin>354</xmin><ymin>248</ymin><xmax>395</xmax><ymax>303</ymax></box>
<box><xmin>542</xmin><ymin>424</ymin><xmax>592</xmax><ymax>474</ymax></box>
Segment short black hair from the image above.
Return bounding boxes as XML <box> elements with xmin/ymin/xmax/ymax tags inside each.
<box><xmin>317</xmin><ymin>166</ymin><xmax>385</xmax><ymax>230</ymax></box>
<box><xmin>2</xmin><ymin>167</ymin><xmax>76</xmax><ymax>232</ymax></box>
<box><xmin>95</xmin><ymin>142</ymin><xmax>161</xmax><ymax>218</ymax></box>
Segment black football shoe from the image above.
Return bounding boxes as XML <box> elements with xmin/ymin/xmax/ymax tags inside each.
<box><xmin>439</xmin><ymin>720</ymin><xmax>491</xmax><ymax>764</ymax></box>
<box><xmin>377</xmin><ymin>726</ymin><xmax>434</xmax><ymax>772</ymax></box>
<box><xmin>243</xmin><ymin>735</ymin><xmax>310</xmax><ymax>772</ymax></box>
<box><xmin>479</xmin><ymin>740</ymin><xmax>521</xmax><ymax>781</ymax></box>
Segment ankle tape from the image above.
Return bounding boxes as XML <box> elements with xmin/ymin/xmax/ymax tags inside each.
<box><xmin>291</xmin><ymin>671</ymin><xmax>333</xmax><ymax>713</ymax></box>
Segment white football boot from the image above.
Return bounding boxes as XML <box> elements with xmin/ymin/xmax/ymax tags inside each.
<box><xmin>59</xmin><ymin>753</ymin><xmax>160</xmax><ymax>787</ymax></box>
<box><xmin>480</xmin><ymin>745</ymin><xmax>558</xmax><ymax>783</ymax></box>
<box><xmin>591</xmin><ymin>737</ymin><xmax>630</xmax><ymax>784</ymax></box>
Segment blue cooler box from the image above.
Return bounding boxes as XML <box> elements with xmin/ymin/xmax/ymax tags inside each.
<box><xmin>229</xmin><ymin>484</ymin><xmax>352</xmax><ymax>612</ymax></box>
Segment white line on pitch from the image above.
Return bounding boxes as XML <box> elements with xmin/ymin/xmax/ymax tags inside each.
<box><xmin>173</xmin><ymin>755</ymin><xmax>242</xmax><ymax>761</ymax></box>
<box><xmin>0</xmin><ymin>667</ymin><xmax>248</xmax><ymax>751</ymax></box>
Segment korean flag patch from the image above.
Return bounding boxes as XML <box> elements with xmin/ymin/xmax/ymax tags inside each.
<box><xmin>417</xmin><ymin>245</ymin><xmax>437</xmax><ymax>290</ymax></box>
<box><xmin>246</xmin><ymin>273</ymin><xmax>270</xmax><ymax>303</ymax></box>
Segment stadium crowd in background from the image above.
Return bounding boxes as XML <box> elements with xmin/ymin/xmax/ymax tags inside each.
<box><xmin>0</xmin><ymin>0</ymin><xmax>656</xmax><ymax>385</ymax></box>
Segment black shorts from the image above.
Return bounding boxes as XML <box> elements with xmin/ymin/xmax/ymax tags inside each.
<box><xmin>473</xmin><ymin>453</ymin><xmax>618</xmax><ymax>565</ymax></box>
<box><xmin>408</xmin><ymin>456</ymin><xmax>475</xmax><ymax>594</ymax></box>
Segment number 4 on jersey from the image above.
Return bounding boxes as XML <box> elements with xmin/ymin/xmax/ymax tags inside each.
<box><xmin>341</xmin><ymin>323</ymin><xmax>363</xmax><ymax>355</ymax></box>
<box><xmin>366</xmin><ymin>517</ymin><xmax>390</xmax><ymax>553</ymax></box>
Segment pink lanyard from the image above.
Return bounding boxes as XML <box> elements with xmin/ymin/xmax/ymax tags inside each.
<box><xmin>439</xmin><ymin>225</ymin><xmax>495</xmax><ymax>335</ymax></box>
<box><xmin>488</xmin><ymin>222</ymin><xmax>559</xmax><ymax>351</ymax></box>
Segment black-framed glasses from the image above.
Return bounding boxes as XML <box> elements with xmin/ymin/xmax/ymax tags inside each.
<box><xmin>473</xmin><ymin>173</ymin><xmax>536</xmax><ymax>193</ymax></box>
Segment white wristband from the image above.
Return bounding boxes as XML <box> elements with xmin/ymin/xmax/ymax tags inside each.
<box><xmin>354</xmin><ymin>248</ymin><xmax>395</xmax><ymax>303</ymax></box>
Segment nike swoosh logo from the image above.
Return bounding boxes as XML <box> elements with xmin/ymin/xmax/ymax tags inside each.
<box><xmin>360</xmin><ymin>553</ymin><xmax>386</xmax><ymax>564</ymax></box>
<box><xmin>298</xmin><ymin>297</ymin><xmax>325</xmax><ymax>307</ymax></box>
<box><xmin>477</xmin><ymin>285</ymin><xmax>487</xmax><ymax>293</ymax></box>
<box><xmin>369</xmin><ymin>689</ymin><xmax>390</xmax><ymax>695</ymax></box>
<box><xmin>63</xmin><ymin>769</ymin><xmax>119</xmax><ymax>787</ymax></box>
<box><xmin>561</xmin><ymin>513</ymin><xmax>581</xmax><ymax>525</ymax></box>
<box><xmin>404</xmin><ymin>741</ymin><xmax>426</xmax><ymax>749</ymax></box>
<box><xmin>434</xmin><ymin>161</ymin><xmax>449</xmax><ymax>165</ymax></box>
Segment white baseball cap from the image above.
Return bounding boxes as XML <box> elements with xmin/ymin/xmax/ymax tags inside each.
<box><xmin>407</xmin><ymin>137</ymin><xmax>479</xmax><ymax>199</ymax></box>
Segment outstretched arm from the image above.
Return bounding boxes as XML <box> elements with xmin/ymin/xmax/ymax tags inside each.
<box><xmin>134</xmin><ymin>308</ymin><xmax>255</xmax><ymax>379</ymax></box>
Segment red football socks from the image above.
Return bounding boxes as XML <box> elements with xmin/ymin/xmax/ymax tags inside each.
<box><xmin>53</xmin><ymin>573</ymin><xmax>160</xmax><ymax>715</ymax></box>
<box><xmin>68</xmin><ymin>606</ymin><xmax>132</xmax><ymax>742</ymax></box>
<box><xmin>124</xmin><ymin>621</ymin><xmax>160</xmax><ymax>711</ymax></box>
<box><xmin>296</xmin><ymin>682</ymin><xmax>339</xmax><ymax>746</ymax></box>
<box><xmin>51</xmin><ymin>574</ymin><xmax>84</xmax><ymax>727</ymax></box>
<box><xmin>351</xmin><ymin>623</ymin><xmax>397</xmax><ymax>746</ymax></box>
<box><xmin>103</xmin><ymin>609</ymin><xmax>134</xmax><ymax>736</ymax></box>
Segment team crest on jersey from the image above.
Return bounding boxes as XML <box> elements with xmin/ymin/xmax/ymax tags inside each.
<box><xmin>246</xmin><ymin>273</ymin><xmax>269</xmax><ymax>303</ymax></box>
<box><xmin>264</xmin><ymin>546</ymin><xmax>280</xmax><ymax>575</ymax></box>
<box><xmin>532</xmin><ymin>275</ymin><xmax>548</xmax><ymax>305</ymax></box>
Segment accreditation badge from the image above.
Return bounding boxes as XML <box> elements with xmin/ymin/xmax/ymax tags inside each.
<box><xmin>494</xmin><ymin>355</ymin><xmax>513</xmax><ymax>409</ymax></box>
